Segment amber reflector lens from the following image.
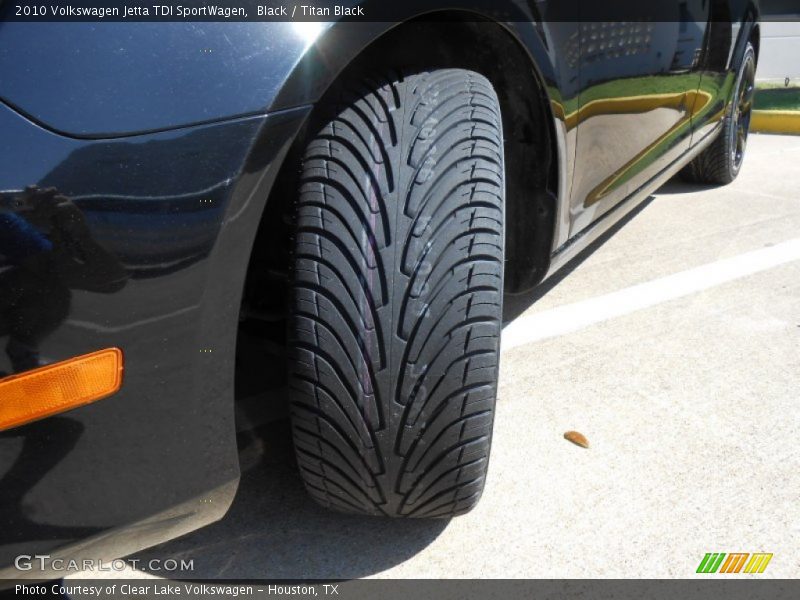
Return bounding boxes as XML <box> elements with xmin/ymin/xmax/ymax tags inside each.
<box><xmin>0</xmin><ymin>348</ymin><xmax>123</xmax><ymax>431</ymax></box>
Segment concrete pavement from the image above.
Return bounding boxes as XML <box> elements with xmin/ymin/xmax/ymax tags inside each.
<box><xmin>71</xmin><ymin>133</ymin><xmax>800</xmax><ymax>580</ymax></box>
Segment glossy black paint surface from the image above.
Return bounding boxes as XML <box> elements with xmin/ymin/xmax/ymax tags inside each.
<box><xmin>0</xmin><ymin>22</ymin><xmax>317</xmax><ymax>136</ymax></box>
<box><xmin>0</xmin><ymin>0</ymin><xmax>757</xmax><ymax>575</ymax></box>
<box><xmin>0</xmin><ymin>102</ymin><xmax>310</xmax><ymax>571</ymax></box>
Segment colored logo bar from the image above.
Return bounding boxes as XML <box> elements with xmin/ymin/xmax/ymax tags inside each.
<box><xmin>697</xmin><ymin>553</ymin><xmax>773</xmax><ymax>574</ymax></box>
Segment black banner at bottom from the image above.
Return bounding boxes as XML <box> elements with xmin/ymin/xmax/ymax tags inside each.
<box><xmin>2</xmin><ymin>580</ymin><xmax>799</xmax><ymax>600</ymax></box>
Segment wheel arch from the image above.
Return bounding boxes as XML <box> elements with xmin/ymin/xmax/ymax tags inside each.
<box><xmin>730</xmin><ymin>2</ymin><xmax>761</xmax><ymax>71</ymax></box>
<box><xmin>259</xmin><ymin>13</ymin><xmax>563</xmax><ymax>296</ymax></box>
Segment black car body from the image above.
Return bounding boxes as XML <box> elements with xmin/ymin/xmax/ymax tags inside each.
<box><xmin>0</xmin><ymin>0</ymin><xmax>759</xmax><ymax>579</ymax></box>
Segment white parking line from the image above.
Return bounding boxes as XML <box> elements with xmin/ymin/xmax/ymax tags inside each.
<box><xmin>501</xmin><ymin>237</ymin><xmax>800</xmax><ymax>351</ymax></box>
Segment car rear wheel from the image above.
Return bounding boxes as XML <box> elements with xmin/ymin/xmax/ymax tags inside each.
<box><xmin>288</xmin><ymin>68</ymin><xmax>505</xmax><ymax>518</ymax></box>
<box><xmin>681</xmin><ymin>42</ymin><xmax>756</xmax><ymax>185</ymax></box>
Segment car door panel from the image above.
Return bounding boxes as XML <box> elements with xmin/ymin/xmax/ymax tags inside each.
<box><xmin>569</xmin><ymin>0</ymin><xmax>710</xmax><ymax>235</ymax></box>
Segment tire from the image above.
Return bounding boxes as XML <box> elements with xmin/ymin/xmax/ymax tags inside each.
<box><xmin>681</xmin><ymin>42</ymin><xmax>756</xmax><ymax>185</ymax></box>
<box><xmin>288</xmin><ymin>68</ymin><xmax>505</xmax><ymax>518</ymax></box>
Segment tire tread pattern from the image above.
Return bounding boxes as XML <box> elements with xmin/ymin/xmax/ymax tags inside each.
<box><xmin>289</xmin><ymin>68</ymin><xmax>504</xmax><ymax>518</ymax></box>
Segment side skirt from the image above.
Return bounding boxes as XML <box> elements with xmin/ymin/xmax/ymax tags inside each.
<box><xmin>546</xmin><ymin>123</ymin><xmax>724</xmax><ymax>277</ymax></box>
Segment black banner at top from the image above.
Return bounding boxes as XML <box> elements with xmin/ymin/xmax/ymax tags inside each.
<box><xmin>2</xmin><ymin>0</ymin><xmax>798</xmax><ymax>23</ymax></box>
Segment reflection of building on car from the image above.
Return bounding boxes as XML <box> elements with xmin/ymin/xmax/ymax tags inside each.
<box><xmin>0</xmin><ymin>186</ymin><xmax>127</xmax><ymax>375</ymax></box>
<box><xmin>35</xmin><ymin>124</ymin><xmax>252</xmax><ymax>276</ymax></box>
<box><xmin>0</xmin><ymin>199</ymin><xmax>56</xmax><ymax>374</ymax></box>
<box><xmin>74</xmin><ymin>188</ymin><xmax>227</xmax><ymax>277</ymax></box>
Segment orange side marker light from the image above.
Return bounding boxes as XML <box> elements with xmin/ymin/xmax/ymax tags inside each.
<box><xmin>0</xmin><ymin>348</ymin><xmax>123</xmax><ymax>431</ymax></box>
